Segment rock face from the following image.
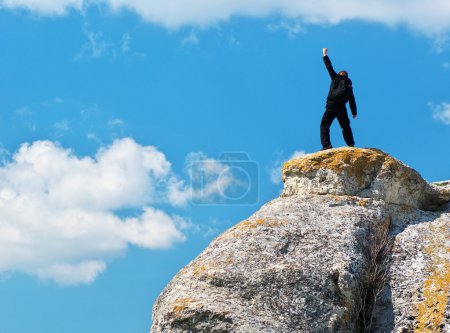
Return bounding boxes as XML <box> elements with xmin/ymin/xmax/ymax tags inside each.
<box><xmin>282</xmin><ymin>148</ymin><xmax>449</xmax><ymax>211</ymax></box>
<box><xmin>150</xmin><ymin>148</ymin><xmax>450</xmax><ymax>333</ymax></box>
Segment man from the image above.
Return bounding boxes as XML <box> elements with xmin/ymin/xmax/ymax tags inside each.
<box><xmin>320</xmin><ymin>48</ymin><xmax>357</xmax><ymax>150</ymax></box>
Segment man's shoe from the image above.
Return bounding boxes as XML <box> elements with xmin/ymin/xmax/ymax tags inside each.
<box><xmin>321</xmin><ymin>146</ymin><xmax>332</xmax><ymax>151</ymax></box>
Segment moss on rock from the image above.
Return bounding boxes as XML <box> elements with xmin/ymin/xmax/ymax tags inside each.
<box><xmin>282</xmin><ymin>147</ymin><xmax>388</xmax><ymax>186</ymax></box>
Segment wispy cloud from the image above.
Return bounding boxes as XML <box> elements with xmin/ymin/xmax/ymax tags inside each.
<box><xmin>168</xmin><ymin>152</ymin><xmax>236</xmax><ymax>206</ymax></box>
<box><xmin>121</xmin><ymin>32</ymin><xmax>131</xmax><ymax>52</ymax></box>
<box><xmin>3</xmin><ymin>0</ymin><xmax>450</xmax><ymax>36</ymax></box>
<box><xmin>13</xmin><ymin>99</ymin><xmax>127</xmax><ymax>142</ymax></box>
<box><xmin>1</xmin><ymin>0</ymin><xmax>83</xmax><ymax>15</ymax></box>
<box><xmin>270</xmin><ymin>150</ymin><xmax>307</xmax><ymax>184</ymax></box>
<box><xmin>74</xmin><ymin>29</ymin><xmax>115</xmax><ymax>60</ymax></box>
<box><xmin>0</xmin><ymin>143</ymin><xmax>10</xmax><ymax>165</ymax></box>
<box><xmin>228</xmin><ymin>34</ymin><xmax>240</xmax><ymax>47</ymax></box>
<box><xmin>430</xmin><ymin>102</ymin><xmax>450</xmax><ymax>125</ymax></box>
<box><xmin>14</xmin><ymin>106</ymin><xmax>37</xmax><ymax>131</ymax></box>
<box><xmin>108</xmin><ymin>118</ymin><xmax>125</xmax><ymax>128</ymax></box>
<box><xmin>267</xmin><ymin>21</ymin><xmax>304</xmax><ymax>39</ymax></box>
<box><xmin>181</xmin><ymin>30</ymin><xmax>199</xmax><ymax>46</ymax></box>
<box><xmin>74</xmin><ymin>28</ymin><xmax>144</xmax><ymax>61</ymax></box>
<box><xmin>53</xmin><ymin>120</ymin><xmax>71</xmax><ymax>137</ymax></box>
<box><xmin>432</xmin><ymin>34</ymin><xmax>449</xmax><ymax>53</ymax></box>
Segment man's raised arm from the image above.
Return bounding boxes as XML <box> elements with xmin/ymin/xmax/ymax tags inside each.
<box><xmin>322</xmin><ymin>48</ymin><xmax>338</xmax><ymax>79</ymax></box>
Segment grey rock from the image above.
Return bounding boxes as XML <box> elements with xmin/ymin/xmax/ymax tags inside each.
<box><xmin>282</xmin><ymin>148</ymin><xmax>449</xmax><ymax>211</ymax></box>
<box><xmin>382</xmin><ymin>208</ymin><xmax>450</xmax><ymax>333</ymax></box>
<box><xmin>151</xmin><ymin>148</ymin><xmax>450</xmax><ymax>333</ymax></box>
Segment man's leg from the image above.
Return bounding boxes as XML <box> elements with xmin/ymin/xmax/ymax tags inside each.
<box><xmin>336</xmin><ymin>109</ymin><xmax>355</xmax><ymax>146</ymax></box>
<box><xmin>320</xmin><ymin>108</ymin><xmax>336</xmax><ymax>149</ymax></box>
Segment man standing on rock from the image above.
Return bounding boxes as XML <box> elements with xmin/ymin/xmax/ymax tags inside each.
<box><xmin>320</xmin><ymin>48</ymin><xmax>357</xmax><ymax>150</ymax></box>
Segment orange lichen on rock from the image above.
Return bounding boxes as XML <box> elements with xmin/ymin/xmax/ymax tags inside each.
<box><xmin>415</xmin><ymin>263</ymin><xmax>450</xmax><ymax>332</ymax></box>
<box><xmin>234</xmin><ymin>218</ymin><xmax>266</xmax><ymax>231</ymax></box>
<box><xmin>191</xmin><ymin>261</ymin><xmax>218</xmax><ymax>278</ymax></box>
<box><xmin>415</xmin><ymin>223</ymin><xmax>450</xmax><ymax>333</ymax></box>
<box><xmin>175</xmin><ymin>260</ymin><xmax>217</xmax><ymax>280</ymax></box>
<box><xmin>356</xmin><ymin>198</ymin><xmax>370</xmax><ymax>207</ymax></box>
<box><xmin>172</xmin><ymin>298</ymin><xmax>202</xmax><ymax>317</ymax></box>
<box><xmin>216</xmin><ymin>218</ymin><xmax>287</xmax><ymax>241</ymax></box>
<box><xmin>281</xmin><ymin>147</ymin><xmax>404</xmax><ymax>187</ymax></box>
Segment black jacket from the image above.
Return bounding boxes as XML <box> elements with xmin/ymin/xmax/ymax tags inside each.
<box><xmin>323</xmin><ymin>55</ymin><xmax>357</xmax><ymax>116</ymax></box>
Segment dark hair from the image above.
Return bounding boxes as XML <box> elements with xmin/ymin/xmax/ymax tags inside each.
<box><xmin>338</xmin><ymin>70</ymin><xmax>348</xmax><ymax>77</ymax></box>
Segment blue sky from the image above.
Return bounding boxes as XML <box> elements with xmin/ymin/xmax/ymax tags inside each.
<box><xmin>0</xmin><ymin>1</ymin><xmax>449</xmax><ymax>332</ymax></box>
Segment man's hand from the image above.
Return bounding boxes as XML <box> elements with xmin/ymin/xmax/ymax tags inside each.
<box><xmin>323</xmin><ymin>48</ymin><xmax>328</xmax><ymax>57</ymax></box>
<box><xmin>353</xmin><ymin>114</ymin><xmax>357</xmax><ymax>119</ymax></box>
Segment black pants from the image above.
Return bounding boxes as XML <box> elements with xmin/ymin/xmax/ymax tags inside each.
<box><xmin>320</xmin><ymin>107</ymin><xmax>355</xmax><ymax>148</ymax></box>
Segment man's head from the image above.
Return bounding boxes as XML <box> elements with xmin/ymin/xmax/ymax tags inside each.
<box><xmin>338</xmin><ymin>70</ymin><xmax>348</xmax><ymax>77</ymax></box>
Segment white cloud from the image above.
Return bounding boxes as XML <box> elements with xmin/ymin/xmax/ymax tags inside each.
<box><xmin>270</xmin><ymin>150</ymin><xmax>306</xmax><ymax>184</ymax></box>
<box><xmin>0</xmin><ymin>144</ymin><xmax>10</xmax><ymax>165</ymax></box>
<box><xmin>168</xmin><ymin>178</ymin><xmax>192</xmax><ymax>206</ymax></box>
<box><xmin>181</xmin><ymin>31</ymin><xmax>199</xmax><ymax>46</ymax></box>
<box><xmin>121</xmin><ymin>207</ymin><xmax>187</xmax><ymax>248</ymax></box>
<box><xmin>1</xmin><ymin>0</ymin><xmax>82</xmax><ymax>15</ymax></box>
<box><xmin>53</xmin><ymin>120</ymin><xmax>71</xmax><ymax>136</ymax></box>
<box><xmin>108</xmin><ymin>118</ymin><xmax>125</xmax><ymax>127</ymax></box>
<box><xmin>87</xmin><ymin>132</ymin><xmax>101</xmax><ymax>143</ymax></box>
<box><xmin>168</xmin><ymin>152</ymin><xmax>235</xmax><ymax>206</ymax></box>
<box><xmin>431</xmin><ymin>102</ymin><xmax>450</xmax><ymax>125</ymax></box>
<box><xmin>291</xmin><ymin>150</ymin><xmax>307</xmax><ymax>159</ymax></box>
<box><xmin>432</xmin><ymin>34</ymin><xmax>449</xmax><ymax>53</ymax></box>
<box><xmin>75</xmin><ymin>29</ymin><xmax>115</xmax><ymax>60</ymax></box>
<box><xmin>14</xmin><ymin>106</ymin><xmax>37</xmax><ymax>131</ymax></box>
<box><xmin>121</xmin><ymin>32</ymin><xmax>131</xmax><ymax>52</ymax></box>
<box><xmin>0</xmin><ymin>138</ymin><xmax>187</xmax><ymax>285</ymax></box>
<box><xmin>3</xmin><ymin>0</ymin><xmax>450</xmax><ymax>35</ymax></box>
<box><xmin>0</xmin><ymin>138</ymin><xmax>244</xmax><ymax>285</ymax></box>
<box><xmin>36</xmin><ymin>261</ymin><xmax>106</xmax><ymax>285</ymax></box>
<box><xmin>14</xmin><ymin>99</ymin><xmax>132</xmax><ymax>142</ymax></box>
<box><xmin>74</xmin><ymin>29</ymin><xmax>144</xmax><ymax>60</ymax></box>
<box><xmin>228</xmin><ymin>34</ymin><xmax>240</xmax><ymax>47</ymax></box>
<box><xmin>267</xmin><ymin>21</ymin><xmax>304</xmax><ymax>39</ymax></box>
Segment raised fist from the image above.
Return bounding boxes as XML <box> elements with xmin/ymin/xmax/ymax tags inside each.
<box><xmin>323</xmin><ymin>48</ymin><xmax>328</xmax><ymax>56</ymax></box>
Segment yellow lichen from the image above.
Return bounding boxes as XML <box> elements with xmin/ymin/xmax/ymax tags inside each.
<box><xmin>175</xmin><ymin>260</ymin><xmax>216</xmax><ymax>279</ymax></box>
<box><xmin>356</xmin><ymin>198</ymin><xmax>370</xmax><ymax>207</ymax></box>
<box><xmin>243</xmin><ymin>218</ymin><xmax>287</xmax><ymax>230</ymax></box>
<box><xmin>171</xmin><ymin>298</ymin><xmax>202</xmax><ymax>317</ymax></box>
<box><xmin>282</xmin><ymin>148</ymin><xmax>393</xmax><ymax>186</ymax></box>
<box><xmin>215</xmin><ymin>218</ymin><xmax>287</xmax><ymax>240</ymax></box>
<box><xmin>233</xmin><ymin>218</ymin><xmax>270</xmax><ymax>231</ymax></box>
<box><xmin>192</xmin><ymin>264</ymin><xmax>208</xmax><ymax>276</ymax></box>
<box><xmin>415</xmin><ymin>264</ymin><xmax>450</xmax><ymax>332</ymax></box>
<box><xmin>190</xmin><ymin>261</ymin><xmax>217</xmax><ymax>278</ymax></box>
<box><xmin>414</xmin><ymin>222</ymin><xmax>450</xmax><ymax>333</ymax></box>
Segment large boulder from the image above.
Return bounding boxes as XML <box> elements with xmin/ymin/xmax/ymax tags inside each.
<box><xmin>282</xmin><ymin>148</ymin><xmax>449</xmax><ymax>211</ymax></box>
<box><xmin>375</xmin><ymin>208</ymin><xmax>450</xmax><ymax>333</ymax></box>
<box><xmin>150</xmin><ymin>148</ymin><xmax>450</xmax><ymax>333</ymax></box>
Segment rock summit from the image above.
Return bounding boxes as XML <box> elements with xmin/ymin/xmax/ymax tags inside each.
<box><xmin>151</xmin><ymin>148</ymin><xmax>450</xmax><ymax>333</ymax></box>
